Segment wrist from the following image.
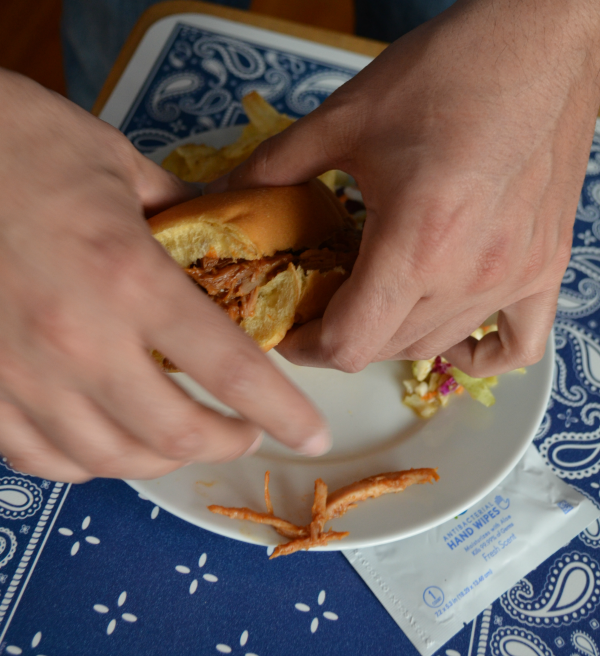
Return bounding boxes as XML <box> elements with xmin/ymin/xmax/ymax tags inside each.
<box><xmin>445</xmin><ymin>0</ymin><xmax>600</xmax><ymax>108</ymax></box>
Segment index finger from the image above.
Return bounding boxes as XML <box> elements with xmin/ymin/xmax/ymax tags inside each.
<box><xmin>145</xmin><ymin>252</ymin><xmax>331</xmax><ymax>456</ymax></box>
<box><xmin>204</xmin><ymin>104</ymin><xmax>342</xmax><ymax>195</ymax></box>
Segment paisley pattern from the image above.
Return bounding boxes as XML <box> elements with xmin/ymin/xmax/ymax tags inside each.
<box><xmin>0</xmin><ymin>478</ymin><xmax>42</xmax><ymax>520</ymax></box>
<box><xmin>489</xmin><ymin>626</ymin><xmax>554</xmax><ymax>656</ymax></box>
<box><xmin>121</xmin><ymin>23</ymin><xmax>356</xmax><ymax>153</ymax></box>
<box><xmin>579</xmin><ymin>520</ymin><xmax>600</xmax><ymax>549</ymax></box>
<box><xmin>538</xmin><ymin>312</ymin><xmax>600</xmax><ymax>489</ymax></box>
<box><xmin>552</xmin><ymin>321</ymin><xmax>600</xmax><ymax>396</ymax></box>
<box><xmin>551</xmin><ymin>349</ymin><xmax>587</xmax><ymax>408</ymax></box>
<box><xmin>534</xmin><ymin>410</ymin><xmax>553</xmax><ymax>442</ymax></box>
<box><xmin>539</xmin><ymin>419</ymin><xmax>600</xmax><ymax>480</ymax></box>
<box><xmin>0</xmin><ymin>479</ymin><xmax>68</xmax><ymax>638</ymax></box>
<box><xmin>500</xmin><ymin>552</ymin><xmax>600</xmax><ymax>627</ymax></box>
<box><xmin>146</xmin><ymin>72</ymin><xmax>205</xmax><ymax>121</ymax></box>
<box><xmin>571</xmin><ymin>631</ymin><xmax>599</xmax><ymax>656</ymax></box>
<box><xmin>0</xmin><ymin>528</ymin><xmax>17</xmax><ymax>569</ymax></box>
<box><xmin>544</xmin><ymin>121</ymin><xmax>600</xmax><ymax>503</ymax></box>
<box><xmin>558</xmin><ymin>249</ymin><xmax>600</xmax><ymax>320</ymax></box>
<box><xmin>285</xmin><ymin>70</ymin><xmax>353</xmax><ymax>113</ymax></box>
<box><xmin>3</xmin><ymin>18</ymin><xmax>600</xmax><ymax>656</ymax></box>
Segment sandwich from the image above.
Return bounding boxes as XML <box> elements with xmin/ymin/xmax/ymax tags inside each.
<box><xmin>148</xmin><ymin>179</ymin><xmax>360</xmax><ymax>369</ymax></box>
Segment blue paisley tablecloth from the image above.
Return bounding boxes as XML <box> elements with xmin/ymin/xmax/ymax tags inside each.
<box><xmin>2</xmin><ymin>16</ymin><xmax>600</xmax><ymax>656</ymax></box>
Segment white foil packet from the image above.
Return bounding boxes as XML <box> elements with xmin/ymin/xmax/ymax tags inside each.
<box><xmin>344</xmin><ymin>445</ymin><xmax>600</xmax><ymax>656</ymax></box>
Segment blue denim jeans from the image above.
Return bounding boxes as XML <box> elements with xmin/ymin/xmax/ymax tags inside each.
<box><xmin>62</xmin><ymin>0</ymin><xmax>456</xmax><ymax>111</ymax></box>
<box><xmin>355</xmin><ymin>0</ymin><xmax>456</xmax><ymax>42</ymax></box>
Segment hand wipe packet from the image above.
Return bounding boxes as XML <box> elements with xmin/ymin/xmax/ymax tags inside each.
<box><xmin>344</xmin><ymin>445</ymin><xmax>600</xmax><ymax>656</ymax></box>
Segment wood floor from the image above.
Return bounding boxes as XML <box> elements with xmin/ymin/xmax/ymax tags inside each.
<box><xmin>0</xmin><ymin>0</ymin><xmax>354</xmax><ymax>97</ymax></box>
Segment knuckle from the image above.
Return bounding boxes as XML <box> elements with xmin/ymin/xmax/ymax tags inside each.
<box><xmin>103</xmin><ymin>131</ymin><xmax>141</xmax><ymax>179</ymax></box>
<box><xmin>211</xmin><ymin>348</ymin><xmax>264</xmax><ymax>407</ymax></box>
<box><xmin>470</xmin><ymin>237</ymin><xmax>511</xmax><ymax>294</ymax></box>
<box><xmin>323</xmin><ymin>339</ymin><xmax>370</xmax><ymax>373</ymax></box>
<box><xmin>413</xmin><ymin>209</ymin><xmax>456</xmax><ymax>264</ymax></box>
<box><xmin>465</xmin><ymin>335</ymin><xmax>547</xmax><ymax>379</ymax></box>
<box><xmin>208</xmin><ymin>424</ymin><xmax>261</xmax><ymax>464</ymax></box>
<box><xmin>85</xmin><ymin>232</ymin><xmax>150</xmax><ymax>295</ymax></box>
<box><xmin>401</xmin><ymin>343</ymin><xmax>439</xmax><ymax>362</ymax></box>
<box><xmin>232</xmin><ymin>137</ymin><xmax>287</xmax><ymax>187</ymax></box>
<box><xmin>245</xmin><ymin>140</ymin><xmax>275</xmax><ymax>181</ymax></box>
<box><xmin>513</xmin><ymin>340</ymin><xmax>546</xmax><ymax>368</ymax></box>
<box><xmin>153</xmin><ymin>422</ymin><xmax>203</xmax><ymax>461</ymax></box>
<box><xmin>79</xmin><ymin>233</ymin><xmax>161</xmax><ymax>318</ymax></box>
<box><xmin>30</xmin><ymin>301</ymin><xmax>88</xmax><ymax>361</ymax></box>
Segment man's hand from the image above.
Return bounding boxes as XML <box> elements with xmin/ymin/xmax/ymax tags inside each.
<box><xmin>207</xmin><ymin>0</ymin><xmax>600</xmax><ymax>377</ymax></box>
<box><xmin>0</xmin><ymin>70</ymin><xmax>329</xmax><ymax>483</ymax></box>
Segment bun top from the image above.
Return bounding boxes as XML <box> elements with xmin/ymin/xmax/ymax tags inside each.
<box><xmin>148</xmin><ymin>179</ymin><xmax>349</xmax><ymax>266</ymax></box>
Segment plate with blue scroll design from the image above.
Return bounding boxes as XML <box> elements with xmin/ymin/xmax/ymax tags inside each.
<box><xmin>128</xmin><ymin>129</ymin><xmax>555</xmax><ymax>550</ymax></box>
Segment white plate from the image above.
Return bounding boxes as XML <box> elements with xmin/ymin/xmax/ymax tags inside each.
<box><xmin>148</xmin><ymin>125</ymin><xmax>245</xmax><ymax>172</ymax></box>
<box><xmin>129</xmin><ymin>131</ymin><xmax>555</xmax><ymax>550</ymax></box>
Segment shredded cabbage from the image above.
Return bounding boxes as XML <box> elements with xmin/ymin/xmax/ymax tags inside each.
<box><xmin>450</xmin><ymin>367</ymin><xmax>496</xmax><ymax>407</ymax></box>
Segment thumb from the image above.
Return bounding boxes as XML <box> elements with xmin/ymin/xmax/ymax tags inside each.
<box><xmin>132</xmin><ymin>150</ymin><xmax>204</xmax><ymax>216</ymax></box>
<box><xmin>205</xmin><ymin>106</ymin><xmax>346</xmax><ymax>194</ymax></box>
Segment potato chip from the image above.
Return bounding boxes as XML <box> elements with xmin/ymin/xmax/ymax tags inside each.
<box><xmin>161</xmin><ymin>91</ymin><xmax>345</xmax><ymax>189</ymax></box>
<box><xmin>161</xmin><ymin>91</ymin><xmax>295</xmax><ymax>183</ymax></box>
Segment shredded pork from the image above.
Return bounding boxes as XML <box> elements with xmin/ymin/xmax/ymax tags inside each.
<box><xmin>185</xmin><ymin>229</ymin><xmax>361</xmax><ymax>323</ymax></box>
<box><xmin>186</xmin><ymin>254</ymin><xmax>293</xmax><ymax>322</ymax></box>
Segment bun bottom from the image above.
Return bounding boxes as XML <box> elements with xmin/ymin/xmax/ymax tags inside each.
<box><xmin>152</xmin><ymin>265</ymin><xmax>349</xmax><ymax>371</ymax></box>
<box><xmin>295</xmin><ymin>268</ymin><xmax>349</xmax><ymax>325</ymax></box>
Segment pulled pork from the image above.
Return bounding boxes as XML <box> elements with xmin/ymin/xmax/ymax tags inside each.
<box><xmin>186</xmin><ymin>254</ymin><xmax>293</xmax><ymax>322</ymax></box>
<box><xmin>186</xmin><ymin>228</ymin><xmax>360</xmax><ymax>323</ymax></box>
<box><xmin>297</xmin><ymin>248</ymin><xmax>358</xmax><ymax>273</ymax></box>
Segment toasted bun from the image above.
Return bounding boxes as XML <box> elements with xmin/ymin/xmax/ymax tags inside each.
<box><xmin>148</xmin><ymin>179</ymin><xmax>348</xmax><ymax>266</ymax></box>
<box><xmin>295</xmin><ymin>268</ymin><xmax>350</xmax><ymax>325</ymax></box>
<box><xmin>150</xmin><ymin>263</ymin><xmax>303</xmax><ymax>369</ymax></box>
<box><xmin>149</xmin><ymin>181</ymin><xmax>353</xmax><ymax>367</ymax></box>
<box><xmin>241</xmin><ymin>264</ymin><xmax>303</xmax><ymax>351</ymax></box>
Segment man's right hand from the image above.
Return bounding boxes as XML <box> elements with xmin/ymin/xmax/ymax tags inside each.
<box><xmin>0</xmin><ymin>70</ymin><xmax>329</xmax><ymax>483</ymax></box>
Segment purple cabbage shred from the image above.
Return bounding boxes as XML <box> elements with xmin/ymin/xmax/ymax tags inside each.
<box><xmin>438</xmin><ymin>376</ymin><xmax>457</xmax><ymax>396</ymax></box>
<box><xmin>432</xmin><ymin>356</ymin><xmax>451</xmax><ymax>375</ymax></box>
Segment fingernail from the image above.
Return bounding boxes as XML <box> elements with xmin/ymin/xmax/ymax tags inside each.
<box><xmin>297</xmin><ymin>429</ymin><xmax>332</xmax><ymax>457</ymax></box>
<box><xmin>242</xmin><ymin>432</ymin><xmax>263</xmax><ymax>458</ymax></box>
<box><xmin>204</xmin><ymin>172</ymin><xmax>230</xmax><ymax>195</ymax></box>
